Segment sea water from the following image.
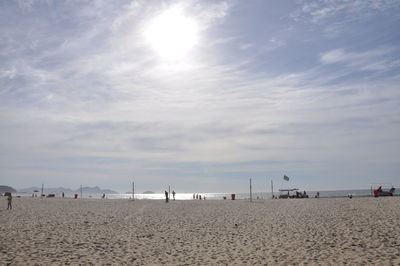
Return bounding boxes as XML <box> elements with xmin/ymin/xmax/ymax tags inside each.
<box><xmin>13</xmin><ymin>189</ymin><xmax>399</xmax><ymax>200</ymax></box>
<box><xmin>107</xmin><ymin>189</ymin><xmax>396</xmax><ymax>200</ymax></box>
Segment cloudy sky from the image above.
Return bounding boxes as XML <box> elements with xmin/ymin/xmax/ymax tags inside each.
<box><xmin>1</xmin><ymin>0</ymin><xmax>399</xmax><ymax>193</ymax></box>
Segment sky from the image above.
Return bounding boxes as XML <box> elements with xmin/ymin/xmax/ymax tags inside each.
<box><xmin>1</xmin><ymin>0</ymin><xmax>400</xmax><ymax>193</ymax></box>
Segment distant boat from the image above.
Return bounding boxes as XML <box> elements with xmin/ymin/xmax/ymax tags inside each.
<box><xmin>142</xmin><ymin>191</ymin><xmax>155</xmax><ymax>194</ymax></box>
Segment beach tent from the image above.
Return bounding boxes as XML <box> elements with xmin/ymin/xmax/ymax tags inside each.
<box><xmin>278</xmin><ymin>188</ymin><xmax>298</xmax><ymax>199</ymax></box>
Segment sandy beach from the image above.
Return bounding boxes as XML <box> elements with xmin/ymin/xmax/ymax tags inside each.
<box><xmin>1</xmin><ymin>197</ymin><xmax>399</xmax><ymax>265</ymax></box>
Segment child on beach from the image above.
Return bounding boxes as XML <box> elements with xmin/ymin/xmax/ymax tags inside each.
<box><xmin>7</xmin><ymin>193</ymin><xmax>12</xmax><ymax>210</ymax></box>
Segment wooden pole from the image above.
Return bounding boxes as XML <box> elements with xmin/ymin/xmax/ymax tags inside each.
<box><xmin>80</xmin><ymin>185</ymin><xmax>83</xmax><ymax>199</ymax></box>
<box><xmin>250</xmin><ymin>178</ymin><xmax>252</xmax><ymax>202</ymax></box>
<box><xmin>41</xmin><ymin>183</ymin><xmax>44</xmax><ymax>199</ymax></box>
<box><xmin>132</xmin><ymin>181</ymin><xmax>135</xmax><ymax>201</ymax></box>
<box><xmin>271</xmin><ymin>180</ymin><xmax>274</xmax><ymax>199</ymax></box>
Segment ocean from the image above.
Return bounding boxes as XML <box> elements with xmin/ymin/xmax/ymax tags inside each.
<box><xmin>15</xmin><ymin>188</ymin><xmax>399</xmax><ymax>200</ymax></box>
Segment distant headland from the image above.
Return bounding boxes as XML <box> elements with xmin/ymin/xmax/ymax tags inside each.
<box><xmin>17</xmin><ymin>186</ymin><xmax>117</xmax><ymax>194</ymax></box>
<box><xmin>0</xmin><ymin>185</ymin><xmax>17</xmax><ymax>193</ymax></box>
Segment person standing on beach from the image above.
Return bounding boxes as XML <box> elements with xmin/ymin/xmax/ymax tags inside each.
<box><xmin>7</xmin><ymin>193</ymin><xmax>12</xmax><ymax>210</ymax></box>
<box><xmin>62</xmin><ymin>192</ymin><xmax>64</xmax><ymax>198</ymax></box>
<box><xmin>172</xmin><ymin>190</ymin><xmax>176</xmax><ymax>200</ymax></box>
<box><xmin>165</xmin><ymin>191</ymin><xmax>169</xmax><ymax>203</ymax></box>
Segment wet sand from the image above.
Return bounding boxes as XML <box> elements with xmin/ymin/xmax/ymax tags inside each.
<box><xmin>1</xmin><ymin>197</ymin><xmax>399</xmax><ymax>265</ymax></box>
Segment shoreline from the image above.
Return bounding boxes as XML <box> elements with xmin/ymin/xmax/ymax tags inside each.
<box><xmin>8</xmin><ymin>190</ymin><xmax>400</xmax><ymax>200</ymax></box>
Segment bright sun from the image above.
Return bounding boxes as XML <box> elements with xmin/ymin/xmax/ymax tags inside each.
<box><xmin>145</xmin><ymin>7</ymin><xmax>198</xmax><ymax>60</ymax></box>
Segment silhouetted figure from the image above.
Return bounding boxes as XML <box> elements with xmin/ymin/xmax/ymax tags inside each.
<box><xmin>7</xmin><ymin>193</ymin><xmax>12</xmax><ymax>210</ymax></box>
<box><xmin>62</xmin><ymin>192</ymin><xmax>64</xmax><ymax>198</ymax></box>
<box><xmin>102</xmin><ymin>193</ymin><xmax>105</xmax><ymax>199</ymax></box>
<box><xmin>165</xmin><ymin>191</ymin><xmax>169</xmax><ymax>203</ymax></box>
<box><xmin>172</xmin><ymin>190</ymin><xmax>176</xmax><ymax>200</ymax></box>
<box><xmin>193</xmin><ymin>193</ymin><xmax>195</xmax><ymax>200</ymax></box>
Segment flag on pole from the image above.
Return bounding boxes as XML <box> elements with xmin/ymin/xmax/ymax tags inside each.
<box><xmin>284</xmin><ymin>175</ymin><xmax>289</xmax><ymax>181</ymax></box>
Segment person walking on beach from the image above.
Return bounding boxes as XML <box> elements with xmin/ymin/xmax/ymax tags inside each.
<box><xmin>172</xmin><ymin>190</ymin><xmax>176</xmax><ymax>200</ymax></box>
<box><xmin>62</xmin><ymin>192</ymin><xmax>64</xmax><ymax>198</ymax></box>
<box><xmin>7</xmin><ymin>193</ymin><xmax>12</xmax><ymax>210</ymax></box>
<box><xmin>165</xmin><ymin>191</ymin><xmax>169</xmax><ymax>203</ymax></box>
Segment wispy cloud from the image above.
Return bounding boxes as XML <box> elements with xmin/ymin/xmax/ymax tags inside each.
<box><xmin>292</xmin><ymin>0</ymin><xmax>400</xmax><ymax>38</ymax></box>
<box><xmin>320</xmin><ymin>47</ymin><xmax>399</xmax><ymax>73</ymax></box>
<box><xmin>239</xmin><ymin>43</ymin><xmax>253</xmax><ymax>50</ymax></box>
<box><xmin>299</xmin><ymin>0</ymin><xmax>399</xmax><ymax>23</ymax></box>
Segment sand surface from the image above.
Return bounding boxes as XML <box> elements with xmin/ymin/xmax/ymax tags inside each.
<box><xmin>1</xmin><ymin>197</ymin><xmax>400</xmax><ymax>265</ymax></box>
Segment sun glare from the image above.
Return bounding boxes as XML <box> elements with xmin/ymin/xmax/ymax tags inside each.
<box><xmin>145</xmin><ymin>7</ymin><xmax>198</xmax><ymax>60</ymax></box>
